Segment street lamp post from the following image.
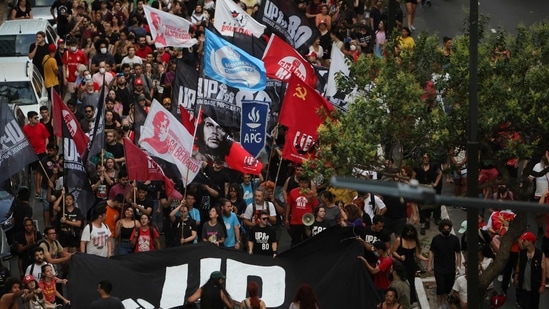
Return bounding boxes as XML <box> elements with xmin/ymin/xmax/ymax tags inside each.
<box><xmin>467</xmin><ymin>0</ymin><xmax>480</xmax><ymax>307</ymax></box>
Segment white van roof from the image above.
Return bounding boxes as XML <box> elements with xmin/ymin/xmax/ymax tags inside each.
<box><xmin>0</xmin><ymin>20</ymin><xmax>52</xmax><ymax>35</ymax></box>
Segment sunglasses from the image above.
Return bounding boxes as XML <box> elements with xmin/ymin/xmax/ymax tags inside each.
<box><xmin>260</xmin><ymin>217</ymin><xmax>269</xmax><ymax>221</ymax></box>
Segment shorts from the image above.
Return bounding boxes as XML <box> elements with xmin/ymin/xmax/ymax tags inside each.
<box><xmin>542</xmin><ymin>236</ymin><xmax>549</xmax><ymax>257</ymax></box>
<box><xmin>67</xmin><ymin>81</ymin><xmax>77</xmax><ymax>93</ymax></box>
<box><xmin>29</xmin><ymin>153</ymin><xmax>47</xmax><ymax>171</ymax></box>
<box><xmin>435</xmin><ymin>272</ymin><xmax>455</xmax><ymax>295</ymax></box>
<box><xmin>405</xmin><ymin>0</ymin><xmax>419</xmax><ymax>4</ymax></box>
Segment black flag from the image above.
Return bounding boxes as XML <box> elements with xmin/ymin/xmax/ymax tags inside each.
<box><xmin>0</xmin><ymin>100</ymin><xmax>38</xmax><ymax>184</ymax></box>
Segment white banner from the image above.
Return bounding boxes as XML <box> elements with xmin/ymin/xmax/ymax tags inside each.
<box><xmin>139</xmin><ymin>100</ymin><xmax>201</xmax><ymax>186</ymax></box>
<box><xmin>326</xmin><ymin>43</ymin><xmax>350</xmax><ymax>98</ymax></box>
<box><xmin>213</xmin><ymin>0</ymin><xmax>266</xmax><ymax>38</ymax></box>
<box><xmin>143</xmin><ymin>6</ymin><xmax>198</xmax><ymax>48</ymax></box>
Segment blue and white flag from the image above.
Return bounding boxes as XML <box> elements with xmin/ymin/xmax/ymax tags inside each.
<box><xmin>204</xmin><ymin>29</ymin><xmax>267</xmax><ymax>92</ymax></box>
<box><xmin>240</xmin><ymin>100</ymin><xmax>269</xmax><ymax>158</ymax></box>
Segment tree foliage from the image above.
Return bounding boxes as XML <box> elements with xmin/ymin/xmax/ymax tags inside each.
<box><xmin>308</xmin><ymin>20</ymin><xmax>549</xmax><ymax>292</ymax></box>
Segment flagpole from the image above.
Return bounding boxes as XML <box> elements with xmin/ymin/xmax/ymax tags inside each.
<box><xmin>62</xmin><ymin>188</ymin><xmax>66</xmax><ymax>217</ymax></box>
<box><xmin>183</xmin><ymin>104</ymin><xmax>203</xmax><ymax>200</ymax></box>
<box><xmin>264</xmin><ymin>123</ymin><xmax>279</xmax><ymax>182</ymax></box>
<box><xmin>38</xmin><ymin>161</ymin><xmax>52</xmax><ymax>185</ymax></box>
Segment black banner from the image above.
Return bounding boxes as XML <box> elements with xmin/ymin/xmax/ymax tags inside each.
<box><xmin>0</xmin><ymin>99</ymin><xmax>38</xmax><ymax>184</ymax></box>
<box><xmin>62</xmin><ymin>119</ymin><xmax>95</xmax><ymax>217</ymax></box>
<box><xmin>67</xmin><ymin>227</ymin><xmax>379</xmax><ymax>308</ymax></box>
<box><xmin>257</xmin><ymin>0</ymin><xmax>319</xmax><ymax>55</ymax></box>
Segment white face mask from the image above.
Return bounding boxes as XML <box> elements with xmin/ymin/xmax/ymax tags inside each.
<box><xmin>70</xmin><ymin>46</ymin><xmax>77</xmax><ymax>52</ymax></box>
<box><xmin>100</xmin><ymin>47</ymin><xmax>107</xmax><ymax>54</ymax></box>
<box><xmin>99</xmin><ymin>68</ymin><xmax>106</xmax><ymax>74</ymax></box>
<box><xmin>85</xmin><ymin>74</ymin><xmax>91</xmax><ymax>80</ymax></box>
<box><xmin>87</xmin><ymin>89</ymin><xmax>94</xmax><ymax>94</ymax></box>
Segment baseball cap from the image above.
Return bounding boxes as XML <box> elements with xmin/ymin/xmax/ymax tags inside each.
<box><xmin>23</xmin><ymin>275</ymin><xmax>35</xmax><ymax>284</ymax></box>
<box><xmin>57</xmin><ymin>38</ymin><xmax>65</xmax><ymax>44</ymax></box>
<box><xmin>457</xmin><ymin>220</ymin><xmax>467</xmax><ymax>234</ymax></box>
<box><xmin>162</xmin><ymin>97</ymin><xmax>172</xmax><ymax>104</ymax></box>
<box><xmin>519</xmin><ymin>231</ymin><xmax>536</xmax><ymax>243</ymax></box>
<box><xmin>137</xmin><ymin>94</ymin><xmax>146</xmax><ymax>101</ymax></box>
<box><xmin>134</xmin><ymin>78</ymin><xmax>143</xmax><ymax>85</ymax></box>
<box><xmin>210</xmin><ymin>271</ymin><xmax>226</xmax><ymax>280</ymax></box>
<box><xmin>48</xmin><ymin>44</ymin><xmax>57</xmax><ymax>53</ymax></box>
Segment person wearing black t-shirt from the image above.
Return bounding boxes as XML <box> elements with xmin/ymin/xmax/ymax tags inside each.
<box><xmin>360</xmin><ymin>215</ymin><xmax>391</xmax><ymax>266</ymax></box>
<box><xmin>130</xmin><ymin>185</ymin><xmax>153</xmax><ymax>217</ymax></box>
<box><xmin>248</xmin><ymin>211</ymin><xmax>278</xmax><ymax>257</ymax></box>
<box><xmin>307</xmin><ymin>206</ymin><xmax>331</xmax><ymax>237</ymax></box>
<box><xmin>104</xmin><ymin>130</ymin><xmax>125</xmax><ymax>165</ymax></box>
<box><xmin>28</xmin><ymin>31</ymin><xmax>49</xmax><ymax>77</ymax></box>
<box><xmin>50</xmin><ymin>0</ymin><xmax>72</xmax><ymax>37</ymax></box>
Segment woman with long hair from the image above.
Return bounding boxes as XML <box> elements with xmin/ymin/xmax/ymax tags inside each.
<box><xmin>39</xmin><ymin>264</ymin><xmax>69</xmax><ymax>307</ymax></box>
<box><xmin>340</xmin><ymin>204</ymin><xmax>363</xmax><ymax>227</ymax></box>
<box><xmin>201</xmin><ymin>207</ymin><xmax>226</xmax><ymax>246</ymax></box>
<box><xmin>228</xmin><ymin>183</ymin><xmax>247</xmax><ymax>215</ymax></box>
<box><xmin>130</xmin><ymin>214</ymin><xmax>160</xmax><ymax>252</ymax></box>
<box><xmin>289</xmin><ymin>284</ymin><xmax>320</xmax><ymax>309</ymax></box>
<box><xmin>9</xmin><ymin>0</ymin><xmax>33</xmax><ymax>20</ymax></box>
<box><xmin>115</xmin><ymin>205</ymin><xmax>140</xmax><ymax>255</ymax></box>
<box><xmin>391</xmin><ymin>224</ymin><xmax>428</xmax><ymax>305</ymax></box>
<box><xmin>240</xmin><ymin>281</ymin><xmax>266</xmax><ymax>309</ymax></box>
<box><xmin>14</xmin><ymin>218</ymin><xmax>42</xmax><ymax>275</ymax></box>
<box><xmin>52</xmin><ymin>188</ymin><xmax>84</xmax><ymax>253</ymax></box>
<box><xmin>187</xmin><ymin>271</ymin><xmax>235</xmax><ymax>308</ymax></box>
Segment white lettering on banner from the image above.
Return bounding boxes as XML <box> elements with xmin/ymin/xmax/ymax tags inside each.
<box><xmin>122</xmin><ymin>258</ymin><xmax>286</xmax><ymax>308</ymax></box>
<box><xmin>243</xmin><ymin>133</ymin><xmax>262</xmax><ymax>143</ymax></box>
<box><xmin>292</xmin><ymin>131</ymin><xmax>315</xmax><ymax>153</ymax></box>
<box><xmin>1</xmin><ymin>119</ymin><xmax>25</xmax><ymax>146</ymax></box>
<box><xmin>159</xmin><ymin>264</ymin><xmax>188</xmax><ymax>309</ymax></box>
<box><xmin>63</xmin><ymin>138</ymin><xmax>81</xmax><ymax>164</ymax></box>
<box><xmin>262</xmin><ymin>0</ymin><xmax>312</xmax><ymax>50</ymax></box>
<box><xmin>180</xmin><ymin>86</ymin><xmax>196</xmax><ymax>109</ymax></box>
<box><xmin>226</xmin><ymin>260</ymin><xmax>286</xmax><ymax>307</ymax></box>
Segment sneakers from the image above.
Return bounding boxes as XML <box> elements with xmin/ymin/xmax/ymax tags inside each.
<box><xmin>410</xmin><ymin>25</ymin><xmax>416</xmax><ymax>31</ymax></box>
<box><xmin>34</xmin><ymin>193</ymin><xmax>41</xmax><ymax>200</ymax></box>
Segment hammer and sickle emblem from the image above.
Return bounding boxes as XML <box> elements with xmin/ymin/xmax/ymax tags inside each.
<box><xmin>293</xmin><ymin>85</ymin><xmax>307</xmax><ymax>101</ymax></box>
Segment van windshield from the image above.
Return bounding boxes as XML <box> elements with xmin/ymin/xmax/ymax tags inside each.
<box><xmin>0</xmin><ymin>34</ymin><xmax>34</xmax><ymax>57</ymax></box>
<box><xmin>0</xmin><ymin>81</ymin><xmax>38</xmax><ymax>105</ymax></box>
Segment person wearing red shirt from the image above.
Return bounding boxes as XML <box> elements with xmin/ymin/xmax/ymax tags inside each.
<box><xmin>135</xmin><ymin>36</ymin><xmax>153</xmax><ymax>60</ymax></box>
<box><xmin>285</xmin><ymin>176</ymin><xmax>319</xmax><ymax>247</ymax></box>
<box><xmin>359</xmin><ymin>240</ymin><xmax>393</xmax><ymax>300</ymax></box>
<box><xmin>62</xmin><ymin>39</ymin><xmax>89</xmax><ymax>96</ymax></box>
<box><xmin>22</xmin><ymin>111</ymin><xmax>50</xmax><ymax>198</ymax></box>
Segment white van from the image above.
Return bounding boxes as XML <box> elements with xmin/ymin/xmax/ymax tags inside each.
<box><xmin>0</xmin><ymin>19</ymin><xmax>58</xmax><ymax>59</ymax></box>
<box><xmin>0</xmin><ymin>60</ymin><xmax>49</xmax><ymax>125</ymax></box>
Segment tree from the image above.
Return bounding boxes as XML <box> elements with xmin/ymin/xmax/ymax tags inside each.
<box><xmin>308</xmin><ymin>20</ymin><xmax>549</xmax><ymax>293</ymax></box>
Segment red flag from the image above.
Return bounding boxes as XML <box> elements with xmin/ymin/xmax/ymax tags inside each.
<box><xmin>124</xmin><ymin>138</ymin><xmax>182</xmax><ymax>199</ymax></box>
<box><xmin>262</xmin><ymin>34</ymin><xmax>317</xmax><ymax>88</ymax></box>
<box><xmin>52</xmin><ymin>89</ymin><xmax>89</xmax><ymax>157</ymax></box>
<box><xmin>179</xmin><ymin>106</ymin><xmax>195</xmax><ymax>136</ymax></box>
<box><xmin>279</xmin><ymin>74</ymin><xmax>334</xmax><ymax>163</ymax></box>
<box><xmin>224</xmin><ymin>140</ymin><xmax>263</xmax><ymax>175</ymax></box>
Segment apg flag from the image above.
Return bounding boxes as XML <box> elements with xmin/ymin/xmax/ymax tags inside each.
<box><xmin>279</xmin><ymin>74</ymin><xmax>335</xmax><ymax>163</ymax></box>
<box><xmin>262</xmin><ymin>34</ymin><xmax>317</xmax><ymax>88</ymax></box>
<box><xmin>124</xmin><ymin>138</ymin><xmax>182</xmax><ymax>199</ymax></box>
<box><xmin>139</xmin><ymin>101</ymin><xmax>201</xmax><ymax>186</ymax></box>
<box><xmin>204</xmin><ymin>29</ymin><xmax>267</xmax><ymax>92</ymax></box>
<box><xmin>240</xmin><ymin>100</ymin><xmax>269</xmax><ymax>158</ymax></box>
<box><xmin>52</xmin><ymin>89</ymin><xmax>89</xmax><ymax>157</ymax></box>
<box><xmin>61</xmin><ymin>112</ymin><xmax>95</xmax><ymax>216</ymax></box>
<box><xmin>143</xmin><ymin>5</ymin><xmax>198</xmax><ymax>48</ymax></box>
<box><xmin>256</xmin><ymin>0</ymin><xmax>319</xmax><ymax>54</ymax></box>
<box><xmin>0</xmin><ymin>100</ymin><xmax>38</xmax><ymax>184</ymax></box>
<box><xmin>214</xmin><ymin>0</ymin><xmax>266</xmax><ymax>38</ymax></box>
